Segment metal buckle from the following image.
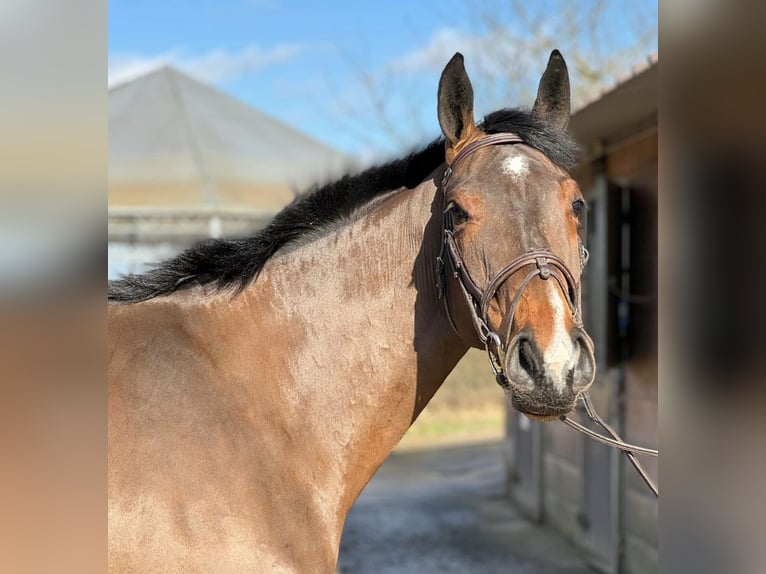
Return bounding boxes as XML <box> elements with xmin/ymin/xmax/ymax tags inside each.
<box><xmin>484</xmin><ymin>331</ymin><xmax>504</xmax><ymax>374</ymax></box>
<box><xmin>535</xmin><ymin>256</ymin><xmax>551</xmax><ymax>279</ymax></box>
<box><xmin>441</xmin><ymin>166</ymin><xmax>453</xmax><ymax>186</ymax></box>
<box><xmin>579</xmin><ymin>242</ymin><xmax>590</xmax><ymax>269</ymax></box>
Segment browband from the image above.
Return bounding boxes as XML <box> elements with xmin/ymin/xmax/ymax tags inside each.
<box><xmin>443</xmin><ymin>132</ymin><xmax>525</xmax><ymax>186</ymax></box>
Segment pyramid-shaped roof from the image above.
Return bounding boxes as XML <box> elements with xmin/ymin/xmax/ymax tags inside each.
<box><xmin>109</xmin><ymin>66</ymin><xmax>355</xmax><ymax>213</ymax></box>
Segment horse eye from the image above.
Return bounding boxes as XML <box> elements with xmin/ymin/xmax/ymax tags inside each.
<box><xmin>448</xmin><ymin>202</ymin><xmax>470</xmax><ymax>225</ymax></box>
<box><xmin>572</xmin><ymin>199</ymin><xmax>585</xmax><ymax>217</ymax></box>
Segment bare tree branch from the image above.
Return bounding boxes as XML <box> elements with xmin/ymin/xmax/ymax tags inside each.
<box><xmin>322</xmin><ymin>0</ymin><xmax>657</xmax><ymax>160</ymax></box>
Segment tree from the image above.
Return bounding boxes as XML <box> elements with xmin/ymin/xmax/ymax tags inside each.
<box><xmin>324</xmin><ymin>0</ymin><xmax>657</xmax><ymax>160</ymax></box>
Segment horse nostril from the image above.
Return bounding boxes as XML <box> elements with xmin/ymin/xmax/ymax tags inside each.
<box><xmin>569</xmin><ymin>335</ymin><xmax>596</xmax><ymax>391</ymax></box>
<box><xmin>518</xmin><ymin>337</ymin><xmax>540</xmax><ymax>379</ymax></box>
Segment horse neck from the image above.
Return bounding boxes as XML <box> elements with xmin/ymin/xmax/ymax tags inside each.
<box><xmin>240</xmin><ymin>176</ymin><xmax>468</xmax><ymax>510</ymax></box>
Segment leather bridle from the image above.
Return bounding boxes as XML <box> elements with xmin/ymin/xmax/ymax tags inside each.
<box><xmin>436</xmin><ymin>133</ymin><xmax>588</xmax><ymax>389</ymax></box>
<box><xmin>435</xmin><ymin>132</ymin><xmax>659</xmax><ymax>497</ymax></box>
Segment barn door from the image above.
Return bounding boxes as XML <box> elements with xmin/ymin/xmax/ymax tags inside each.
<box><xmin>576</xmin><ymin>178</ymin><xmax>625</xmax><ymax>573</ymax></box>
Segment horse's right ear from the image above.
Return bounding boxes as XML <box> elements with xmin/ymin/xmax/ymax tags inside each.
<box><xmin>438</xmin><ymin>53</ymin><xmax>478</xmax><ymax>155</ymax></box>
<box><xmin>531</xmin><ymin>49</ymin><xmax>571</xmax><ymax>131</ymax></box>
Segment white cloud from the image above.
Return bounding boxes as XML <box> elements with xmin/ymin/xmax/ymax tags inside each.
<box><xmin>385</xmin><ymin>27</ymin><xmax>527</xmax><ymax>75</ymax></box>
<box><xmin>108</xmin><ymin>43</ymin><xmax>302</xmax><ymax>87</ymax></box>
<box><xmin>386</xmin><ymin>28</ymin><xmax>473</xmax><ymax>74</ymax></box>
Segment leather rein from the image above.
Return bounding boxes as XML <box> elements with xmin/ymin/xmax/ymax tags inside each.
<box><xmin>435</xmin><ymin>132</ymin><xmax>658</xmax><ymax>497</ymax></box>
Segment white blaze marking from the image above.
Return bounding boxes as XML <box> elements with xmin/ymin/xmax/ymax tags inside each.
<box><xmin>501</xmin><ymin>154</ymin><xmax>529</xmax><ymax>185</ymax></box>
<box><xmin>544</xmin><ymin>285</ymin><xmax>575</xmax><ymax>391</ymax></box>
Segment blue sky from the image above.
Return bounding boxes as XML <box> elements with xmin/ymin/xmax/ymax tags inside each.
<box><xmin>109</xmin><ymin>0</ymin><xmax>657</xmax><ymax>161</ymax></box>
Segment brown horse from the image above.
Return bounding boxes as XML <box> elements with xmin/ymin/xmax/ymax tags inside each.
<box><xmin>108</xmin><ymin>50</ymin><xmax>595</xmax><ymax>573</ymax></box>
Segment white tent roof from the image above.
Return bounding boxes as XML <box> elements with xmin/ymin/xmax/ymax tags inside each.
<box><xmin>109</xmin><ymin>66</ymin><xmax>355</xmax><ymax>212</ymax></box>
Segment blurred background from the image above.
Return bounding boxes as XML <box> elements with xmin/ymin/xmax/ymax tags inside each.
<box><xmin>107</xmin><ymin>1</ymin><xmax>657</xmax><ymax>573</ymax></box>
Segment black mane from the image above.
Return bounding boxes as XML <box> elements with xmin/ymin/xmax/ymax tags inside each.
<box><xmin>108</xmin><ymin>108</ymin><xmax>579</xmax><ymax>303</ymax></box>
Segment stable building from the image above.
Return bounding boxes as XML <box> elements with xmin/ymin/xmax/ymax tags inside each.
<box><xmin>108</xmin><ymin>66</ymin><xmax>355</xmax><ymax>277</ymax></box>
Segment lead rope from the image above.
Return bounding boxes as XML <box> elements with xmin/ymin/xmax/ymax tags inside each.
<box><xmin>560</xmin><ymin>393</ymin><xmax>658</xmax><ymax>497</ymax></box>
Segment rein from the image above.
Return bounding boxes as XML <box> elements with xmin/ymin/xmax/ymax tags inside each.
<box><xmin>436</xmin><ymin>132</ymin><xmax>659</xmax><ymax>498</ymax></box>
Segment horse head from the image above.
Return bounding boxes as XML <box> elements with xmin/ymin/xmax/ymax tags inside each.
<box><xmin>437</xmin><ymin>51</ymin><xmax>596</xmax><ymax>421</ymax></box>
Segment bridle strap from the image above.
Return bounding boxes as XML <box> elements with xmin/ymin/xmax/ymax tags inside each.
<box><xmin>437</xmin><ymin>225</ymin><xmax>489</xmax><ymax>341</ymax></box>
<box><xmin>443</xmin><ymin>132</ymin><xmax>525</xmax><ymax>187</ymax></box>
<box><xmin>479</xmin><ymin>249</ymin><xmax>582</xmax><ymax>330</ymax></box>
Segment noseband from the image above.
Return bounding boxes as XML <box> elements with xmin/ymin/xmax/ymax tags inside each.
<box><xmin>435</xmin><ymin>132</ymin><xmax>658</xmax><ymax>497</ymax></box>
<box><xmin>436</xmin><ymin>133</ymin><xmax>588</xmax><ymax>389</ymax></box>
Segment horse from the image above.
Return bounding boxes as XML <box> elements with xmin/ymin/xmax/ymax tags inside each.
<box><xmin>108</xmin><ymin>50</ymin><xmax>596</xmax><ymax>573</ymax></box>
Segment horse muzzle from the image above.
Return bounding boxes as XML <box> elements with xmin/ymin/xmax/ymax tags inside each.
<box><xmin>503</xmin><ymin>327</ymin><xmax>595</xmax><ymax>418</ymax></box>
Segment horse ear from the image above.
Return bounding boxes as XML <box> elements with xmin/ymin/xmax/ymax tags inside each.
<box><xmin>438</xmin><ymin>53</ymin><xmax>477</xmax><ymax>150</ymax></box>
<box><xmin>532</xmin><ymin>49</ymin><xmax>571</xmax><ymax>131</ymax></box>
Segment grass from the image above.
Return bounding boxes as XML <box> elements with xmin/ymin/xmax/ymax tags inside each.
<box><xmin>398</xmin><ymin>349</ymin><xmax>508</xmax><ymax>449</ymax></box>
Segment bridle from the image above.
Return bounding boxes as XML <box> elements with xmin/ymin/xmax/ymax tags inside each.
<box><xmin>436</xmin><ymin>133</ymin><xmax>587</xmax><ymax>388</ymax></box>
<box><xmin>435</xmin><ymin>132</ymin><xmax>659</xmax><ymax>497</ymax></box>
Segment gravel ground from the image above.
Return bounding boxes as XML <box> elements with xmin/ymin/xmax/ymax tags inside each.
<box><xmin>337</xmin><ymin>440</ymin><xmax>595</xmax><ymax>574</ymax></box>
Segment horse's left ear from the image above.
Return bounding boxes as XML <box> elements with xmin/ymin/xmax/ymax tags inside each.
<box><xmin>532</xmin><ymin>49</ymin><xmax>571</xmax><ymax>131</ymax></box>
<box><xmin>438</xmin><ymin>53</ymin><xmax>479</xmax><ymax>155</ymax></box>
